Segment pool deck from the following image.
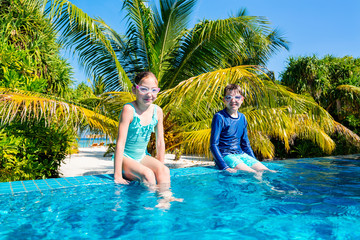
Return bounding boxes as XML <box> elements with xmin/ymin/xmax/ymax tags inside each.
<box><xmin>59</xmin><ymin>147</ymin><xmax>214</xmax><ymax>177</ymax></box>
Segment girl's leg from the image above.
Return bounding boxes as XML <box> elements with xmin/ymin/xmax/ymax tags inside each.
<box><xmin>140</xmin><ymin>156</ymin><xmax>170</xmax><ymax>184</ymax></box>
<box><xmin>122</xmin><ymin>156</ymin><xmax>156</xmax><ymax>186</ymax></box>
<box><xmin>140</xmin><ymin>156</ymin><xmax>182</xmax><ymax>209</ymax></box>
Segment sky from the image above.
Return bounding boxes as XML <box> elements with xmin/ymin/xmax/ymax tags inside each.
<box><xmin>67</xmin><ymin>0</ymin><xmax>360</xmax><ymax>86</ymax></box>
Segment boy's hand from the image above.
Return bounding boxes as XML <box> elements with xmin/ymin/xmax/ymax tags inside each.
<box><xmin>225</xmin><ymin>168</ymin><xmax>237</xmax><ymax>173</ymax></box>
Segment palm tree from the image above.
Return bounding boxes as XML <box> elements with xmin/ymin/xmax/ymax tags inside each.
<box><xmin>3</xmin><ymin>0</ymin><xmax>358</xmax><ymax>160</ymax></box>
<box><xmin>281</xmin><ymin>55</ymin><xmax>360</xmax><ymax>135</ymax></box>
<box><xmin>0</xmin><ymin>0</ymin><xmax>118</xmax><ymax>138</ymax></box>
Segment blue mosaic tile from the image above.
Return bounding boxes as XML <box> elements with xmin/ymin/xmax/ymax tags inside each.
<box><xmin>0</xmin><ymin>183</ymin><xmax>11</xmax><ymax>190</ymax></box>
<box><xmin>64</xmin><ymin>177</ymin><xmax>81</xmax><ymax>184</ymax></box>
<box><xmin>56</xmin><ymin>178</ymin><xmax>76</xmax><ymax>187</ymax></box>
<box><xmin>24</xmin><ymin>186</ymin><xmax>38</xmax><ymax>191</ymax></box>
<box><xmin>10</xmin><ymin>182</ymin><xmax>23</xmax><ymax>187</ymax></box>
<box><xmin>0</xmin><ymin>166</ymin><xmax>219</xmax><ymax>195</ymax></box>
<box><xmin>72</xmin><ymin>176</ymin><xmax>87</xmax><ymax>183</ymax></box>
<box><xmin>0</xmin><ymin>188</ymin><xmax>12</xmax><ymax>194</ymax></box>
<box><xmin>82</xmin><ymin>175</ymin><xmax>103</xmax><ymax>184</ymax></box>
<box><xmin>44</xmin><ymin>179</ymin><xmax>63</xmax><ymax>188</ymax></box>
<box><xmin>92</xmin><ymin>174</ymin><xmax>114</xmax><ymax>183</ymax></box>
<box><xmin>34</xmin><ymin>182</ymin><xmax>52</xmax><ymax>190</ymax></box>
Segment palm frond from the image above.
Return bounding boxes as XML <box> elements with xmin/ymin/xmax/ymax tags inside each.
<box><xmin>0</xmin><ymin>88</ymin><xmax>118</xmax><ymax>139</ymax></box>
<box><xmin>96</xmin><ymin>91</ymin><xmax>136</xmax><ymax>119</ymax></box>
<box><xmin>181</xmin><ymin>128</ymin><xmax>211</xmax><ymax>157</ymax></box>
<box><xmin>152</xmin><ymin>0</ymin><xmax>197</xmax><ymax>80</ymax></box>
<box><xmin>122</xmin><ymin>0</ymin><xmax>156</xmax><ymax>71</ymax></box>
<box><xmin>157</xmin><ymin>65</ymin><xmax>265</xmax><ymax>111</ymax></box>
<box><xmin>336</xmin><ymin>84</ymin><xmax>360</xmax><ymax>101</ymax></box>
<box><xmin>45</xmin><ymin>0</ymin><xmax>132</xmax><ymax>91</ymax></box>
<box><xmin>333</xmin><ymin>121</ymin><xmax>360</xmax><ymax>147</ymax></box>
<box><xmin>164</xmin><ymin>13</ymin><xmax>288</xmax><ymax>87</ymax></box>
<box><xmin>249</xmin><ymin>131</ymin><xmax>274</xmax><ymax>159</ymax></box>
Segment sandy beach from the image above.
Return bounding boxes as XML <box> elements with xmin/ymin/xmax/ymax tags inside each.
<box><xmin>59</xmin><ymin>146</ymin><xmax>215</xmax><ymax>177</ymax></box>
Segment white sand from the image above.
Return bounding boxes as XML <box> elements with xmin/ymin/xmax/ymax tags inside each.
<box><xmin>59</xmin><ymin>146</ymin><xmax>214</xmax><ymax>177</ymax></box>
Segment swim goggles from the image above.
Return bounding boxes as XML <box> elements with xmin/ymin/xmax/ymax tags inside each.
<box><xmin>135</xmin><ymin>84</ymin><xmax>161</xmax><ymax>95</ymax></box>
<box><xmin>224</xmin><ymin>95</ymin><xmax>243</xmax><ymax>101</ymax></box>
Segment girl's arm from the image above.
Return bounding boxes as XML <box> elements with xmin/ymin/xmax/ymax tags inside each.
<box><xmin>114</xmin><ymin>105</ymin><xmax>133</xmax><ymax>184</ymax></box>
<box><xmin>155</xmin><ymin>107</ymin><xmax>165</xmax><ymax>163</ymax></box>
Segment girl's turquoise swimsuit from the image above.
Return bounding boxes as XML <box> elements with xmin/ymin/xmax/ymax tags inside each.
<box><xmin>210</xmin><ymin>109</ymin><xmax>256</xmax><ymax>170</ymax></box>
<box><xmin>123</xmin><ymin>103</ymin><xmax>158</xmax><ymax>161</ymax></box>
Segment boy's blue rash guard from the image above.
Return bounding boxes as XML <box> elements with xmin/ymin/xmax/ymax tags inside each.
<box><xmin>210</xmin><ymin>109</ymin><xmax>256</xmax><ymax>170</ymax></box>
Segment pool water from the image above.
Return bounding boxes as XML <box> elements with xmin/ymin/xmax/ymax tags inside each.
<box><xmin>1</xmin><ymin>156</ymin><xmax>360</xmax><ymax>239</ymax></box>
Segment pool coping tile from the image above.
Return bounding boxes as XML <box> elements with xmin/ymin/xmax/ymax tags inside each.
<box><xmin>0</xmin><ymin>166</ymin><xmax>220</xmax><ymax>196</ymax></box>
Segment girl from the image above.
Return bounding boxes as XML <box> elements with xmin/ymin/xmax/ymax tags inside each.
<box><xmin>113</xmin><ymin>72</ymin><xmax>170</xmax><ymax>186</ymax></box>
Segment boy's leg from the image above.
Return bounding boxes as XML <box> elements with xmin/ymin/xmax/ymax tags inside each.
<box><xmin>233</xmin><ymin>162</ymin><xmax>257</xmax><ymax>173</ymax></box>
<box><xmin>242</xmin><ymin>154</ymin><xmax>276</xmax><ymax>173</ymax></box>
<box><xmin>122</xmin><ymin>156</ymin><xmax>156</xmax><ymax>185</ymax></box>
<box><xmin>232</xmin><ymin>153</ymin><xmax>269</xmax><ymax>173</ymax></box>
<box><xmin>140</xmin><ymin>155</ymin><xmax>170</xmax><ymax>185</ymax></box>
<box><xmin>251</xmin><ymin>162</ymin><xmax>271</xmax><ymax>172</ymax></box>
<box><xmin>225</xmin><ymin>154</ymin><xmax>257</xmax><ymax>173</ymax></box>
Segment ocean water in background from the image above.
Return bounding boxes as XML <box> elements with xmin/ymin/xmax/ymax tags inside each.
<box><xmin>76</xmin><ymin>138</ymin><xmax>113</xmax><ymax>148</ymax></box>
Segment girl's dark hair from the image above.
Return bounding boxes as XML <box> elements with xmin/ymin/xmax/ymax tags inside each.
<box><xmin>224</xmin><ymin>84</ymin><xmax>244</xmax><ymax>97</ymax></box>
<box><xmin>133</xmin><ymin>71</ymin><xmax>157</xmax><ymax>85</ymax></box>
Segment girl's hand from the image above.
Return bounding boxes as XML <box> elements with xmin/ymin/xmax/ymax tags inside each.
<box><xmin>114</xmin><ymin>177</ymin><xmax>130</xmax><ymax>185</ymax></box>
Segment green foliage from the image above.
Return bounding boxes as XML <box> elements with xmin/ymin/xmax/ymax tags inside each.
<box><xmin>0</xmin><ymin>0</ymin><xmax>73</xmax><ymax>98</ymax></box>
<box><xmin>330</xmin><ymin>133</ymin><xmax>360</xmax><ymax>156</ymax></box>
<box><xmin>0</xmin><ymin>0</ymin><xmax>114</xmax><ymax>182</ymax></box>
<box><xmin>272</xmin><ymin>139</ymin><xmax>325</xmax><ymax>159</ymax></box>
<box><xmin>344</xmin><ymin>115</ymin><xmax>360</xmax><ymax>135</ymax></box>
<box><xmin>0</xmin><ymin>42</ymin><xmax>48</xmax><ymax>92</ymax></box>
<box><xmin>281</xmin><ymin>55</ymin><xmax>360</xmax><ymax>137</ymax></box>
<box><xmin>69</xmin><ymin>82</ymin><xmax>94</xmax><ymax>101</ymax></box>
<box><xmin>0</xmin><ymin>121</ymin><xmax>75</xmax><ymax>182</ymax></box>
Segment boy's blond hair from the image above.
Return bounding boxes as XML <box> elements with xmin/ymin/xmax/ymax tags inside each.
<box><xmin>224</xmin><ymin>84</ymin><xmax>244</xmax><ymax>97</ymax></box>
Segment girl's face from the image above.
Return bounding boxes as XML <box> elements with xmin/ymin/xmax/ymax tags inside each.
<box><xmin>133</xmin><ymin>75</ymin><xmax>159</xmax><ymax>106</ymax></box>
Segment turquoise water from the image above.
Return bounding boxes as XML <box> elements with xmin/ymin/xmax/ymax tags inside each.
<box><xmin>1</xmin><ymin>156</ymin><xmax>360</xmax><ymax>239</ymax></box>
<box><xmin>77</xmin><ymin>138</ymin><xmax>113</xmax><ymax>148</ymax></box>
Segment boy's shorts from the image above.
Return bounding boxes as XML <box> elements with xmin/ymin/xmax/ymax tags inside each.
<box><xmin>223</xmin><ymin>153</ymin><xmax>259</xmax><ymax>168</ymax></box>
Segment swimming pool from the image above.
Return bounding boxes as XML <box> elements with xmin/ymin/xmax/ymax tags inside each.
<box><xmin>1</xmin><ymin>155</ymin><xmax>360</xmax><ymax>239</ymax></box>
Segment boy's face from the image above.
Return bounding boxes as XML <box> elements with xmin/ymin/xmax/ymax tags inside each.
<box><xmin>223</xmin><ymin>90</ymin><xmax>244</xmax><ymax>112</ymax></box>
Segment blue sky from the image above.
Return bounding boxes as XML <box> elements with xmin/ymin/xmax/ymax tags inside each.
<box><xmin>67</xmin><ymin>0</ymin><xmax>360</xmax><ymax>86</ymax></box>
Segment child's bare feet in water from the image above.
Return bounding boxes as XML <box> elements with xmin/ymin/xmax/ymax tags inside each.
<box><xmin>156</xmin><ymin>191</ymin><xmax>184</xmax><ymax>209</ymax></box>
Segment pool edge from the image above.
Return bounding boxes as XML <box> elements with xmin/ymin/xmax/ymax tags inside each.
<box><xmin>0</xmin><ymin>166</ymin><xmax>220</xmax><ymax>195</ymax></box>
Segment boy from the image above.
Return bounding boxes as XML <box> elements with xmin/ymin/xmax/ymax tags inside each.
<box><xmin>210</xmin><ymin>84</ymin><xmax>274</xmax><ymax>175</ymax></box>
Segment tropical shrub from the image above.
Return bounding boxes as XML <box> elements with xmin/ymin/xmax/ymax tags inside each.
<box><xmin>280</xmin><ymin>55</ymin><xmax>360</xmax><ymax>155</ymax></box>
<box><xmin>0</xmin><ymin>120</ymin><xmax>75</xmax><ymax>182</ymax></box>
<box><xmin>281</xmin><ymin>55</ymin><xmax>360</xmax><ymax>130</ymax></box>
<box><xmin>0</xmin><ymin>0</ymin><xmax>74</xmax><ymax>97</ymax></box>
<box><xmin>0</xmin><ymin>0</ymin><xmax>119</xmax><ymax>181</ymax></box>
